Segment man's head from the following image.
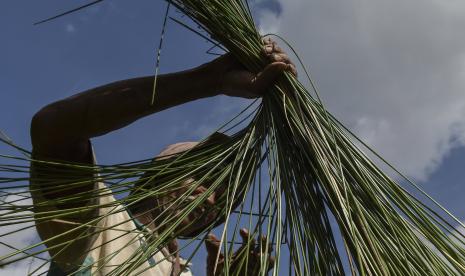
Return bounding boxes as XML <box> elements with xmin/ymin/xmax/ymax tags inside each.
<box><xmin>131</xmin><ymin>133</ymin><xmax>237</xmax><ymax>238</ymax></box>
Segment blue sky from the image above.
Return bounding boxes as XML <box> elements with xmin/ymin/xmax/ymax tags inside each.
<box><xmin>1</xmin><ymin>0</ymin><xmax>464</xmax><ymax>274</ymax></box>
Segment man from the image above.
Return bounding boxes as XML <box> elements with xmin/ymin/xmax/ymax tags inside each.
<box><xmin>30</xmin><ymin>38</ymin><xmax>296</xmax><ymax>275</ymax></box>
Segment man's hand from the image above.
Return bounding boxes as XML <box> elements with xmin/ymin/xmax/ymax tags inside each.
<box><xmin>205</xmin><ymin>229</ymin><xmax>275</xmax><ymax>276</ymax></box>
<box><xmin>209</xmin><ymin>38</ymin><xmax>297</xmax><ymax>99</ymax></box>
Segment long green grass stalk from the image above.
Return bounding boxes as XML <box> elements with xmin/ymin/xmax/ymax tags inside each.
<box><xmin>1</xmin><ymin>0</ymin><xmax>464</xmax><ymax>275</ymax></box>
<box><xmin>165</xmin><ymin>0</ymin><xmax>465</xmax><ymax>275</ymax></box>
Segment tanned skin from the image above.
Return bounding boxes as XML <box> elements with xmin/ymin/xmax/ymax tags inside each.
<box><xmin>31</xmin><ymin>39</ymin><xmax>296</xmax><ymax>275</ymax></box>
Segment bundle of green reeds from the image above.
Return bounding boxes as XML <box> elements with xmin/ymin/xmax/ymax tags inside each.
<box><xmin>1</xmin><ymin>0</ymin><xmax>464</xmax><ymax>275</ymax></box>
<box><xmin>164</xmin><ymin>0</ymin><xmax>465</xmax><ymax>274</ymax></box>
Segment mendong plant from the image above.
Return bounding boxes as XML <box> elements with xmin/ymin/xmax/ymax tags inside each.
<box><xmin>1</xmin><ymin>0</ymin><xmax>464</xmax><ymax>275</ymax></box>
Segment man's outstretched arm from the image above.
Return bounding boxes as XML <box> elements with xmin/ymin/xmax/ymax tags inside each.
<box><xmin>30</xmin><ymin>41</ymin><xmax>295</xmax><ymax>191</ymax></box>
<box><xmin>31</xmin><ymin>63</ymin><xmax>219</xmax><ymax>156</ymax></box>
<box><xmin>31</xmin><ymin>53</ymin><xmax>293</xmax><ymax>150</ymax></box>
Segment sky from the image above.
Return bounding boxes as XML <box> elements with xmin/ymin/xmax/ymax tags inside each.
<box><xmin>1</xmin><ymin>0</ymin><xmax>464</xmax><ymax>274</ymax></box>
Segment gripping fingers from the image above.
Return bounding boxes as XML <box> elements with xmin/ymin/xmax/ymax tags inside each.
<box><xmin>257</xmin><ymin>235</ymin><xmax>274</xmax><ymax>254</ymax></box>
<box><xmin>255</xmin><ymin>235</ymin><xmax>275</xmax><ymax>271</ymax></box>
<box><xmin>206</xmin><ymin>233</ymin><xmax>223</xmax><ymax>257</ymax></box>
<box><xmin>270</xmin><ymin>53</ymin><xmax>290</xmax><ymax>63</ymax></box>
<box><xmin>262</xmin><ymin>38</ymin><xmax>298</xmax><ymax>77</ymax></box>
<box><xmin>240</xmin><ymin>228</ymin><xmax>256</xmax><ymax>248</ymax></box>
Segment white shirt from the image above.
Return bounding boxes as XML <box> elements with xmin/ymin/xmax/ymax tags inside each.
<box><xmin>31</xmin><ymin>149</ymin><xmax>193</xmax><ymax>275</ymax></box>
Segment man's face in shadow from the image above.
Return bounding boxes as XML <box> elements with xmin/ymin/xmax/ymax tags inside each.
<box><xmin>143</xmin><ymin>133</ymin><xmax>233</xmax><ymax>238</ymax></box>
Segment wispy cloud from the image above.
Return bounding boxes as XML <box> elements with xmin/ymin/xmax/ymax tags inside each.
<box><xmin>0</xmin><ymin>256</ymin><xmax>49</xmax><ymax>276</ymax></box>
<box><xmin>0</xmin><ymin>191</ymin><xmax>49</xmax><ymax>274</ymax></box>
<box><xmin>258</xmin><ymin>0</ymin><xmax>465</xmax><ymax>181</ymax></box>
<box><xmin>450</xmin><ymin>222</ymin><xmax>465</xmax><ymax>244</ymax></box>
<box><xmin>65</xmin><ymin>23</ymin><xmax>76</xmax><ymax>33</ymax></box>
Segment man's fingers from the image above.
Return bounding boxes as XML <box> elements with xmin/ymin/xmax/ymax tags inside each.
<box><xmin>206</xmin><ymin>233</ymin><xmax>220</xmax><ymax>244</ymax></box>
<box><xmin>264</xmin><ymin>45</ymin><xmax>273</xmax><ymax>55</ymax></box>
<box><xmin>263</xmin><ymin>37</ymin><xmax>284</xmax><ymax>53</ymax></box>
<box><xmin>262</xmin><ymin>38</ymin><xmax>297</xmax><ymax>77</ymax></box>
<box><xmin>255</xmin><ymin>61</ymin><xmax>298</xmax><ymax>92</ymax></box>
<box><xmin>262</xmin><ymin>37</ymin><xmax>273</xmax><ymax>47</ymax></box>
<box><xmin>259</xmin><ymin>236</ymin><xmax>270</xmax><ymax>252</ymax></box>
<box><xmin>205</xmin><ymin>233</ymin><xmax>221</xmax><ymax>255</ymax></box>
<box><xmin>240</xmin><ymin>228</ymin><xmax>256</xmax><ymax>249</ymax></box>
<box><xmin>267</xmin><ymin>256</ymin><xmax>276</xmax><ymax>271</ymax></box>
<box><xmin>263</xmin><ymin>44</ymin><xmax>283</xmax><ymax>55</ymax></box>
<box><xmin>268</xmin><ymin>53</ymin><xmax>297</xmax><ymax>77</ymax></box>
<box><xmin>289</xmin><ymin>63</ymin><xmax>298</xmax><ymax>77</ymax></box>
<box><xmin>269</xmin><ymin>53</ymin><xmax>285</xmax><ymax>63</ymax></box>
<box><xmin>254</xmin><ymin>62</ymin><xmax>288</xmax><ymax>92</ymax></box>
<box><xmin>206</xmin><ymin>234</ymin><xmax>225</xmax><ymax>276</ymax></box>
<box><xmin>240</xmin><ymin>228</ymin><xmax>249</xmax><ymax>241</ymax></box>
<box><xmin>252</xmin><ymin>235</ymin><xmax>274</xmax><ymax>254</ymax></box>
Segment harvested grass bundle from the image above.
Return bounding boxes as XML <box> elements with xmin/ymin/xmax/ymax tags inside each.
<box><xmin>1</xmin><ymin>0</ymin><xmax>464</xmax><ymax>275</ymax></box>
<box><xmin>164</xmin><ymin>0</ymin><xmax>465</xmax><ymax>274</ymax></box>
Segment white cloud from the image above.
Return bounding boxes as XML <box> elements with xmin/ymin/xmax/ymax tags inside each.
<box><xmin>447</xmin><ymin>223</ymin><xmax>465</xmax><ymax>264</ymax></box>
<box><xmin>257</xmin><ymin>9</ymin><xmax>281</xmax><ymax>35</ymax></box>
<box><xmin>450</xmin><ymin>222</ymin><xmax>465</xmax><ymax>243</ymax></box>
<box><xmin>455</xmin><ymin>222</ymin><xmax>465</xmax><ymax>235</ymax></box>
<box><xmin>65</xmin><ymin>24</ymin><xmax>76</xmax><ymax>33</ymax></box>
<box><xmin>0</xmin><ymin>257</ymin><xmax>49</xmax><ymax>276</ymax></box>
<box><xmin>258</xmin><ymin>0</ymin><xmax>465</xmax><ymax>181</ymax></box>
<box><xmin>0</xmin><ymin>191</ymin><xmax>49</xmax><ymax>274</ymax></box>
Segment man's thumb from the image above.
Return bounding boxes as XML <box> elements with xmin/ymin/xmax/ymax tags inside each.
<box><xmin>254</xmin><ymin>62</ymin><xmax>288</xmax><ymax>92</ymax></box>
<box><xmin>205</xmin><ymin>233</ymin><xmax>221</xmax><ymax>255</ymax></box>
